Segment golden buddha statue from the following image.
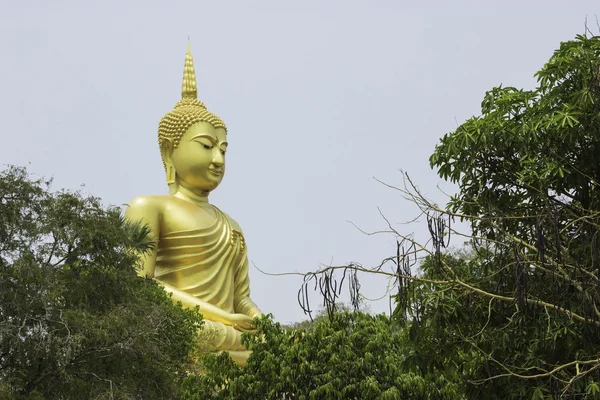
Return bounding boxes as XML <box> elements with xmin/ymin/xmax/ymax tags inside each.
<box><xmin>125</xmin><ymin>43</ymin><xmax>262</xmax><ymax>366</ymax></box>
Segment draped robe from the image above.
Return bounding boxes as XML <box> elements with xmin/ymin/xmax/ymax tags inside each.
<box><xmin>154</xmin><ymin>206</ymin><xmax>258</xmax><ymax>351</ymax></box>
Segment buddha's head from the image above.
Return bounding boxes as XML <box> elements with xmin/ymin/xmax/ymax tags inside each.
<box><xmin>158</xmin><ymin>43</ymin><xmax>228</xmax><ymax>195</ymax></box>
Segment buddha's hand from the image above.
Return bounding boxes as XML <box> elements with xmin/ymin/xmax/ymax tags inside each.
<box><xmin>228</xmin><ymin>313</ymin><xmax>255</xmax><ymax>332</ymax></box>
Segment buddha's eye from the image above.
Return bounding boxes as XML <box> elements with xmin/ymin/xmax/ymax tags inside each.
<box><xmin>220</xmin><ymin>149</ymin><xmax>226</xmax><ymax>156</ymax></box>
<box><xmin>201</xmin><ymin>143</ymin><xmax>212</xmax><ymax>150</ymax></box>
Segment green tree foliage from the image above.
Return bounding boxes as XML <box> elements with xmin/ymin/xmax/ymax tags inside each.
<box><xmin>430</xmin><ymin>33</ymin><xmax>600</xmax><ymax>243</ymax></box>
<box><xmin>287</xmin><ymin>33</ymin><xmax>600</xmax><ymax>399</ymax></box>
<box><xmin>181</xmin><ymin>312</ymin><xmax>464</xmax><ymax>400</ymax></box>
<box><xmin>411</xmin><ymin>33</ymin><xmax>600</xmax><ymax>398</ymax></box>
<box><xmin>0</xmin><ymin>166</ymin><xmax>203</xmax><ymax>399</ymax></box>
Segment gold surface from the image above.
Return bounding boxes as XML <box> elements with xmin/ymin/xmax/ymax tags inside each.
<box><xmin>125</xmin><ymin>43</ymin><xmax>261</xmax><ymax>366</ymax></box>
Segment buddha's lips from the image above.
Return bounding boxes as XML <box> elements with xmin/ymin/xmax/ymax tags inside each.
<box><xmin>209</xmin><ymin>169</ymin><xmax>223</xmax><ymax>176</ymax></box>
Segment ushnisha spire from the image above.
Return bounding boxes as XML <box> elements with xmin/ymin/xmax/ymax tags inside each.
<box><xmin>181</xmin><ymin>41</ymin><xmax>198</xmax><ymax>99</ymax></box>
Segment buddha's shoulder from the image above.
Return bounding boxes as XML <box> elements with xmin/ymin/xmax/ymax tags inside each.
<box><xmin>126</xmin><ymin>195</ymin><xmax>175</xmax><ymax>213</ymax></box>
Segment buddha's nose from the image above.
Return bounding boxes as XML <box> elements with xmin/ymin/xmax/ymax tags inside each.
<box><xmin>212</xmin><ymin>153</ymin><xmax>224</xmax><ymax>167</ymax></box>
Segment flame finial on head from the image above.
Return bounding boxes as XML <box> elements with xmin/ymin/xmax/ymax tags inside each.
<box><xmin>181</xmin><ymin>40</ymin><xmax>198</xmax><ymax>99</ymax></box>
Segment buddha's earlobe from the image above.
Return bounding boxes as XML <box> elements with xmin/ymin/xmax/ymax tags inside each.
<box><xmin>166</xmin><ymin>165</ymin><xmax>176</xmax><ymax>185</ymax></box>
<box><xmin>160</xmin><ymin>139</ymin><xmax>176</xmax><ymax>185</ymax></box>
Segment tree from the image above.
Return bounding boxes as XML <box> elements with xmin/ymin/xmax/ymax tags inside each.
<box><xmin>0</xmin><ymin>166</ymin><xmax>203</xmax><ymax>399</ymax></box>
<box><xmin>425</xmin><ymin>32</ymin><xmax>600</xmax><ymax>398</ymax></box>
<box><xmin>290</xmin><ymin>32</ymin><xmax>600</xmax><ymax>399</ymax></box>
<box><xmin>181</xmin><ymin>312</ymin><xmax>464</xmax><ymax>400</ymax></box>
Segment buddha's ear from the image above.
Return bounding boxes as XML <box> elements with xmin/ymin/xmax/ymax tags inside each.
<box><xmin>160</xmin><ymin>138</ymin><xmax>174</xmax><ymax>163</ymax></box>
<box><xmin>160</xmin><ymin>139</ymin><xmax>176</xmax><ymax>186</ymax></box>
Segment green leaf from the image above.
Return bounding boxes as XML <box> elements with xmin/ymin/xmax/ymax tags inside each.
<box><xmin>531</xmin><ymin>387</ymin><xmax>544</xmax><ymax>400</ymax></box>
<box><xmin>587</xmin><ymin>382</ymin><xmax>600</xmax><ymax>396</ymax></box>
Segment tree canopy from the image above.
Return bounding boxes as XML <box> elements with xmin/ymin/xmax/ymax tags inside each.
<box><xmin>181</xmin><ymin>311</ymin><xmax>464</xmax><ymax>400</ymax></box>
<box><xmin>0</xmin><ymin>166</ymin><xmax>203</xmax><ymax>399</ymax></box>
<box><xmin>425</xmin><ymin>32</ymin><xmax>600</xmax><ymax>398</ymax></box>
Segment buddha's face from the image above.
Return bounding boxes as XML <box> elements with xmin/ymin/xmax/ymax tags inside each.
<box><xmin>166</xmin><ymin>121</ymin><xmax>228</xmax><ymax>193</ymax></box>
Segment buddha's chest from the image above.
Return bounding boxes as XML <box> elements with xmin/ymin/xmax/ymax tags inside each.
<box><xmin>159</xmin><ymin>200</ymin><xmax>221</xmax><ymax>235</ymax></box>
<box><xmin>156</xmin><ymin>200</ymin><xmax>246</xmax><ymax>253</ymax></box>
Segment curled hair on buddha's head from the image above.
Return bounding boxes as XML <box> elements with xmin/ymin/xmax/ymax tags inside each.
<box><xmin>158</xmin><ymin>42</ymin><xmax>227</xmax><ymax>158</ymax></box>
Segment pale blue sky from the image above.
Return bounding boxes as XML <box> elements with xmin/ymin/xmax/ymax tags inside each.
<box><xmin>1</xmin><ymin>1</ymin><xmax>597</xmax><ymax>323</ymax></box>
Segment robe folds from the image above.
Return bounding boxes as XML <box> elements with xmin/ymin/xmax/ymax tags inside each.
<box><xmin>155</xmin><ymin>207</ymin><xmax>259</xmax><ymax>351</ymax></box>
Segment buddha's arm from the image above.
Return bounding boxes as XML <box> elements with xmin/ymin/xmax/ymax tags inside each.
<box><xmin>225</xmin><ymin>217</ymin><xmax>261</xmax><ymax>318</ymax></box>
<box><xmin>125</xmin><ymin>197</ymin><xmax>249</xmax><ymax>327</ymax></box>
<box><xmin>233</xmin><ymin>253</ymin><xmax>262</xmax><ymax>318</ymax></box>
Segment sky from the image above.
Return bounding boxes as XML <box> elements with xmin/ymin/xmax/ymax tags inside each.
<box><xmin>1</xmin><ymin>1</ymin><xmax>598</xmax><ymax>324</ymax></box>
